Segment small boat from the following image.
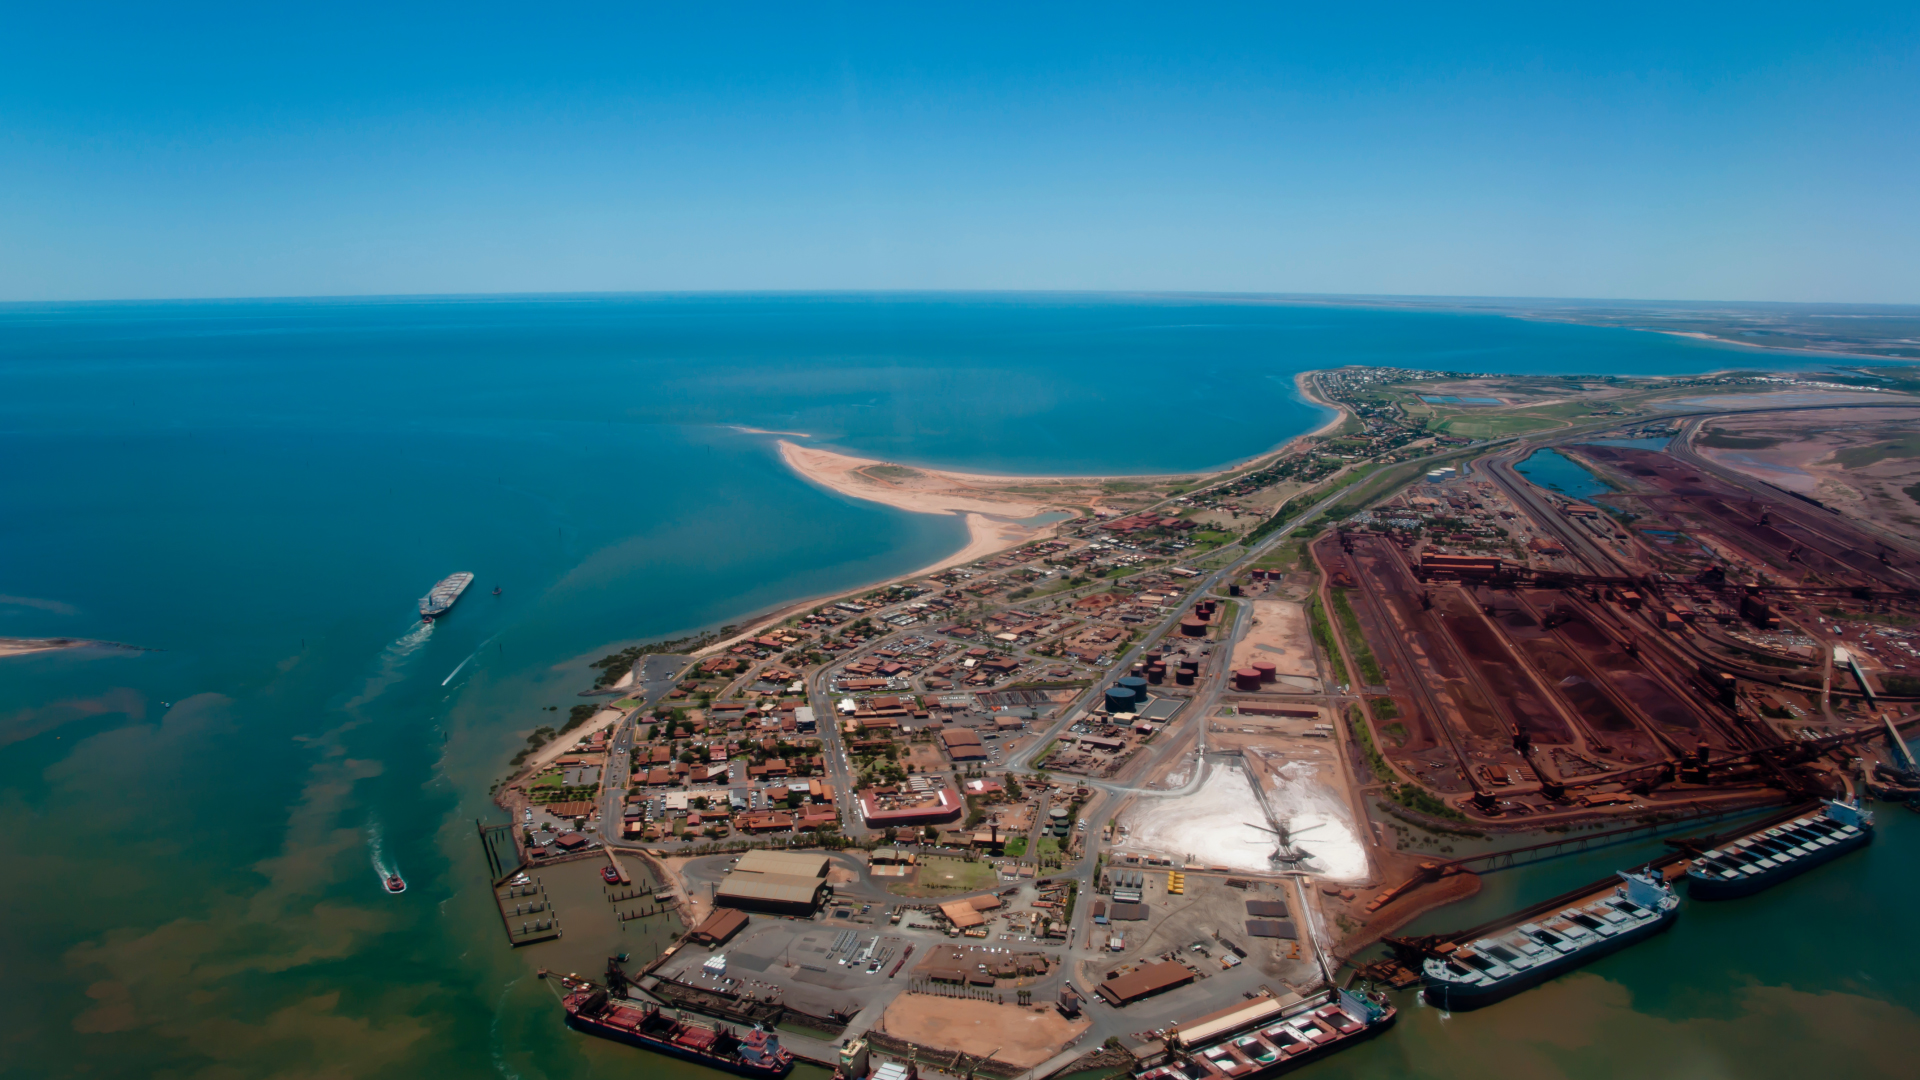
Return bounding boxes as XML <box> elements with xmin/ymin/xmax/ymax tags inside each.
<box><xmin>385</xmin><ymin>873</ymin><xmax>407</xmax><ymax>894</ymax></box>
<box><xmin>493</xmin><ymin>586</ymin><xmax>503</xmax><ymax>596</ymax></box>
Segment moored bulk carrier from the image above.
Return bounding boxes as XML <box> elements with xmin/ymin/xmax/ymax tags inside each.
<box><xmin>554</xmin><ymin>973</ymin><xmax>793</xmax><ymax>1078</ymax></box>
<box><xmin>1421</xmin><ymin>867</ymin><xmax>1679</xmax><ymax>1012</ymax></box>
<box><xmin>419</xmin><ymin>572</ymin><xmax>474</xmax><ymax>621</ymax></box>
<box><xmin>1684</xmin><ymin>798</ymin><xmax>1874</xmax><ymax>900</ymax></box>
<box><xmin>1132</xmin><ymin>986</ymin><xmax>1395</xmax><ymax>1080</ymax></box>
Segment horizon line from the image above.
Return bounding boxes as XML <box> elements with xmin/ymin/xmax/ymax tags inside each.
<box><xmin>3</xmin><ymin>288</ymin><xmax>1919</xmax><ymax>312</ymax></box>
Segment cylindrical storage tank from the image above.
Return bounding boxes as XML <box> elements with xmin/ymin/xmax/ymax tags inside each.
<box><xmin>1174</xmin><ymin>668</ymin><xmax>1196</xmax><ymax>686</ymax></box>
<box><xmin>1180</xmin><ymin>617</ymin><xmax>1207</xmax><ymax>637</ymax></box>
<box><xmin>1130</xmin><ymin>664</ymin><xmax>1147</xmax><ymax>678</ymax></box>
<box><xmin>1104</xmin><ymin>686</ymin><xmax>1138</xmax><ymax>713</ymax></box>
<box><xmin>1118</xmin><ymin>676</ymin><xmax>1149</xmax><ymax>700</ymax></box>
<box><xmin>1146</xmin><ymin>651</ymin><xmax>1164</xmax><ymax>665</ymax></box>
<box><xmin>1146</xmin><ymin>664</ymin><xmax>1166</xmax><ymax>685</ymax></box>
<box><xmin>1232</xmin><ymin>668</ymin><xmax>1263</xmax><ymax>692</ymax></box>
<box><xmin>1252</xmin><ymin>660</ymin><xmax>1277</xmax><ymax>684</ymax></box>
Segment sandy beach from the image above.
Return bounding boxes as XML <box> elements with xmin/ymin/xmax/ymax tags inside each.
<box><xmin>1295</xmin><ymin>370</ymin><xmax>1348</xmax><ymax>437</ymax></box>
<box><xmin>777</xmin><ymin>440</ymin><xmax>1054</xmax><ymax>517</ymax></box>
<box><xmin>689</xmin><ymin>388</ymin><xmax>1359</xmax><ymax>660</ymax></box>
<box><xmin>686</xmin><ymin>445</ymin><xmax>1079</xmax><ymax>658</ymax></box>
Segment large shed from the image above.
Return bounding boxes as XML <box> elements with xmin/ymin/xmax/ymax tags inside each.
<box><xmin>940</xmin><ymin>728</ymin><xmax>988</xmax><ymax>761</ymax></box>
<box><xmin>715</xmin><ymin>872</ymin><xmax>829</xmax><ymax>915</ymax></box>
<box><xmin>732</xmin><ymin>850</ymin><xmax>830</xmax><ymax>878</ymax></box>
<box><xmin>938</xmin><ymin>899</ymin><xmax>986</xmax><ymax>928</ymax></box>
<box><xmin>1094</xmin><ymin>960</ymin><xmax>1194</xmax><ymax>1005</ymax></box>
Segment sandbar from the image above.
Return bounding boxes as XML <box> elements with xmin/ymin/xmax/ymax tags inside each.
<box><xmin>1</xmin><ymin>637</ymin><xmax>108</xmax><ymax>658</ymax></box>
<box><xmin>777</xmin><ymin>440</ymin><xmax>1053</xmax><ymax>517</ymax></box>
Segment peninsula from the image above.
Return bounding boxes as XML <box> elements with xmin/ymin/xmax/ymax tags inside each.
<box><xmin>490</xmin><ymin>362</ymin><xmax>1920</xmax><ymax>1080</ymax></box>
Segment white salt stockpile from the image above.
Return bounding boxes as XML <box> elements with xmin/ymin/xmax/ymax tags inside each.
<box><xmin>1120</xmin><ymin>767</ymin><xmax>1274</xmax><ymax>872</ymax></box>
<box><xmin>1120</xmin><ymin>759</ymin><xmax>1369</xmax><ymax>881</ymax></box>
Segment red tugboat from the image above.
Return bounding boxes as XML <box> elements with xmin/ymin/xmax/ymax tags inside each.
<box><xmin>384</xmin><ymin>872</ymin><xmax>407</xmax><ymax>894</ymax></box>
<box><xmin>556</xmin><ymin>964</ymin><xmax>793</xmax><ymax>1078</ymax></box>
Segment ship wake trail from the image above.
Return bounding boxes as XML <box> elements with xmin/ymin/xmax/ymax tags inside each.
<box><xmin>443</xmin><ymin>634</ymin><xmax>499</xmax><ymax>687</ymax></box>
<box><xmin>339</xmin><ymin>622</ymin><xmax>436</xmax><ymax>714</ymax></box>
<box><xmin>366</xmin><ymin>818</ymin><xmax>399</xmax><ymax>883</ymax></box>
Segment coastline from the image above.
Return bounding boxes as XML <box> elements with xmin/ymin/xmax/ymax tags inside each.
<box><xmin>1295</xmin><ymin>370</ymin><xmax>1347</xmax><ymax>437</ymax></box>
<box><xmin>632</xmin><ymin>386</ymin><xmax>1353</xmax><ymax>663</ymax></box>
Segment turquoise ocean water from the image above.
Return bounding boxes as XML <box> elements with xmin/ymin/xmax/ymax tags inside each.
<box><xmin>2</xmin><ymin>294</ymin><xmax>1910</xmax><ymax>1078</ymax></box>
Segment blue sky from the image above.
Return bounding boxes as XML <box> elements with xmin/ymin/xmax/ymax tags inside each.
<box><xmin>3</xmin><ymin>3</ymin><xmax>1917</xmax><ymax>302</ymax></box>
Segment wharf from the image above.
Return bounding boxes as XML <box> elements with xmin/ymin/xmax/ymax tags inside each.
<box><xmin>1393</xmin><ymin>800</ymin><xmax>1817</xmax><ymax>954</ymax></box>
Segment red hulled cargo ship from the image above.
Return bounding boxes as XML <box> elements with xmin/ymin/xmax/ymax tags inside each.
<box><xmin>558</xmin><ymin>977</ymin><xmax>793</xmax><ymax>1078</ymax></box>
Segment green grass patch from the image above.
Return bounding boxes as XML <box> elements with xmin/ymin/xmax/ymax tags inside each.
<box><xmin>1037</xmin><ymin>836</ymin><xmax>1062</xmax><ymax>856</ymax></box>
<box><xmin>1433</xmin><ymin>412</ymin><xmax>1565</xmax><ymax>439</ymax></box>
<box><xmin>1308</xmin><ymin>594</ymin><xmax>1353</xmax><ymax>688</ymax></box>
<box><xmin>1253</xmin><ymin>544</ymin><xmax>1300</xmax><ymax>570</ymax></box>
<box><xmin>1330</xmin><ymin>589</ymin><xmax>1387</xmax><ymax>686</ymax></box>
<box><xmin>1002</xmin><ymin>836</ymin><xmax>1029</xmax><ymax>858</ymax></box>
<box><xmin>1345</xmin><ymin>705</ymin><xmax>1464</xmax><ymax>821</ymax></box>
<box><xmin>1370</xmin><ymin>697</ymin><xmax>1399</xmax><ymax>720</ymax></box>
<box><xmin>895</xmin><ymin>856</ymin><xmax>999</xmax><ymax>896</ymax></box>
<box><xmin>1245</xmin><ymin>505</ymin><xmax>1298</xmax><ymax>545</ymax></box>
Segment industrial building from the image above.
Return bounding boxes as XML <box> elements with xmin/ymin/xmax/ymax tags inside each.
<box><xmin>713</xmin><ymin>850</ymin><xmax>831</xmax><ymax>915</ymax></box>
<box><xmin>689</xmin><ymin>907</ymin><xmax>748</xmax><ymax>946</ymax></box>
<box><xmin>1094</xmin><ymin>960</ymin><xmax>1196</xmax><ymax>1005</ymax></box>
<box><xmin>939</xmin><ymin>728</ymin><xmax>988</xmax><ymax>761</ymax></box>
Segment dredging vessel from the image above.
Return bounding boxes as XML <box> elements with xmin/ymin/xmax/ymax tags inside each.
<box><xmin>556</xmin><ymin>975</ymin><xmax>793</xmax><ymax>1077</ymax></box>
<box><xmin>419</xmin><ymin>572</ymin><xmax>474</xmax><ymax>621</ymax></box>
<box><xmin>1132</xmin><ymin>986</ymin><xmax>1395</xmax><ymax>1080</ymax></box>
<box><xmin>1684</xmin><ymin>798</ymin><xmax>1873</xmax><ymax>900</ymax></box>
<box><xmin>1421</xmin><ymin>867</ymin><xmax>1679</xmax><ymax>1012</ymax></box>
